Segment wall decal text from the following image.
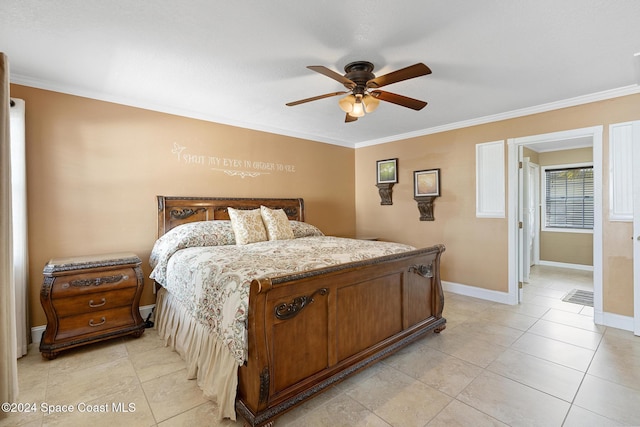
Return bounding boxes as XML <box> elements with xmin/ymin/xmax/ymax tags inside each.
<box><xmin>172</xmin><ymin>143</ymin><xmax>296</xmax><ymax>178</ymax></box>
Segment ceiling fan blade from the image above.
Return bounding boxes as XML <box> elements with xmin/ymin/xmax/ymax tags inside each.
<box><xmin>307</xmin><ymin>66</ymin><xmax>357</xmax><ymax>90</ymax></box>
<box><xmin>366</xmin><ymin>63</ymin><xmax>432</xmax><ymax>88</ymax></box>
<box><xmin>371</xmin><ymin>90</ymin><xmax>428</xmax><ymax>110</ymax></box>
<box><xmin>345</xmin><ymin>113</ymin><xmax>358</xmax><ymax>123</ymax></box>
<box><xmin>286</xmin><ymin>91</ymin><xmax>348</xmax><ymax>107</ymax></box>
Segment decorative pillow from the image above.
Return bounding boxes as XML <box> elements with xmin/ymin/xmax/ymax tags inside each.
<box><xmin>260</xmin><ymin>206</ymin><xmax>294</xmax><ymax>241</ymax></box>
<box><xmin>289</xmin><ymin>221</ymin><xmax>325</xmax><ymax>238</ymax></box>
<box><xmin>228</xmin><ymin>207</ymin><xmax>268</xmax><ymax>245</ymax></box>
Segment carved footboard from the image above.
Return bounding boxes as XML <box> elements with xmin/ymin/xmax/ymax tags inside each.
<box><xmin>236</xmin><ymin>244</ymin><xmax>446</xmax><ymax>426</ymax></box>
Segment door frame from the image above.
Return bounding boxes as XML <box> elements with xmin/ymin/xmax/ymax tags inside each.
<box><xmin>507</xmin><ymin>126</ymin><xmax>603</xmax><ymax>318</ymax></box>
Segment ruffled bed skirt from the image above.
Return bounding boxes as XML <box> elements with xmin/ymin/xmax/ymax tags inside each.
<box><xmin>154</xmin><ymin>287</ymin><xmax>239</xmax><ymax>420</ymax></box>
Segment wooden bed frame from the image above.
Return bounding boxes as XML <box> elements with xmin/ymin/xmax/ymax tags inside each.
<box><xmin>156</xmin><ymin>196</ymin><xmax>446</xmax><ymax>426</ymax></box>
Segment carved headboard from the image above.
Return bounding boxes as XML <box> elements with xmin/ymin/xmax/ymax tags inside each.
<box><xmin>156</xmin><ymin>196</ymin><xmax>305</xmax><ymax>238</ymax></box>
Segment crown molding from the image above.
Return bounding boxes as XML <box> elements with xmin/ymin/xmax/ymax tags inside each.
<box><xmin>9</xmin><ymin>74</ymin><xmax>354</xmax><ymax>148</ymax></box>
<box><xmin>12</xmin><ymin>73</ymin><xmax>640</xmax><ymax>150</ymax></box>
<box><xmin>355</xmin><ymin>84</ymin><xmax>640</xmax><ymax>148</ymax></box>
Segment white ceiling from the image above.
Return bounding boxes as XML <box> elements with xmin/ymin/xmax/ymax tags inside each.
<box><xmin>2</xmin><ymin>0</ymin><xmax>640</xmax><ymax>148</ymax></box>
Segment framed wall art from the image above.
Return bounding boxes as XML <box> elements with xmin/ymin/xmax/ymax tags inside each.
<box><xmin>376</xmin><ymin>158</ymin><xmax>398</xmax><ymax>184</ymax></box>
<box><xmin>414</xmin><ymin>168</ymin><xmax>440</xmax><ymax>197</ymax></box>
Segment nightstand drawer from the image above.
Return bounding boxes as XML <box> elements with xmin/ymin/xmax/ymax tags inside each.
<box><xmin>55</xmin><ymin>306</ymin><xmax>136</xmax><ymax>341</ymax></box>
<box><xmin>52</xmin><ymin>267</ymin><xmax>138</xmax><ymax>298</ymax></box>
<box><xmin>40</xmin><ymin>252</ymin><xmax>146</xmax><ymax>359</ymax></box>
<box><xmin>53</xmin><ymin>287</ymin><xmax>136</xmax><ymax>317</ymax></box>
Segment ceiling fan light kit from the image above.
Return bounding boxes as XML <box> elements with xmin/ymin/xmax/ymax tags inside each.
<box><xmin>338</xmin><ymin>94</ymin><xmax>356</xmax><ymax>113</ymax></box>
<box><xmin>362</xmin><ymin>94</ymin><xmax>380</xmax><ymax>113</ymax></box>
<box><xmin>350</xmin><ymin>99</ymin><xmax>365</xmax><ymax>117</ymax></box>
<box><xmin>286</xmin><ymin>61</ymin><xmax>431</xmax><ymax>122</ymax></box>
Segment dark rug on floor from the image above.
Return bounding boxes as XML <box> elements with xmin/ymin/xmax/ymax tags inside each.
<box><xmin>562</xmin><ymin>289</ymin><xmax>594</xmax><ymax>307</ymax></box>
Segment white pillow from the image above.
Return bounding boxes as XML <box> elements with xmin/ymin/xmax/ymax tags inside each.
<box><xmin>227</xmin><ymin>208</ymin><xmax>268</xmax><ymax>245</ymax></box>
<box><xmin>260</xmin><ymin>206</ymin><xmax>294</xmax><ymax>241</ymax></box>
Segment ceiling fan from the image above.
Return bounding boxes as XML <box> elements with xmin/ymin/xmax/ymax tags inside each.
<box><xmin>286</xmin><ymin>61</ymin><xmax>431</xmax><ymax>123</ymax></box>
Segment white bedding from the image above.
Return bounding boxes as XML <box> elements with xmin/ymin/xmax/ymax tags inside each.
<box><xmin>150</xmin><ymin>224</ymin><xmax>415</xmax><ymax>363</ymax></box>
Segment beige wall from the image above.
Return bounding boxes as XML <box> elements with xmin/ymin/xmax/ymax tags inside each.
<box><xmin>13</xmin><ymin>83</ymin><xmax>640</xmax><ymax>327</ymax></box>
<box><xmin>355</xmin><ymin>93</ymin><xmax>640</xmax><ymax>317</ymax></box>
<box><xmin>11</xmin><ymin>85</ymin><xmax>356</xmax><ymax>328</ymax></box>
<box><xmin>522</xmin><ymin>147</ymin><xmax>539</xmax><ymax>164</ymax></box>
<box><xmin>540</xmin><ymin>232</ymin><xmax>593</xmax><ymax>266</ymax></box>
<box><xmin>538</xmin><ymin>147</ymin><xmax>593</xmax><ymax>266</ymax></box>
<box><xmin>538</xmin><ymin>147</ymin><xmax>592</xmax><ymax>164</ymax></box>
<box><xmin>356</xmin><ymin>128</ymin><xmax>509</xmax><ymax>292</ymax></box>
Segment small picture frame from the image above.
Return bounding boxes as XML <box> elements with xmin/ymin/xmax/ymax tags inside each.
<box><xmin>414</xmin><ymin>168</ymin><xmax>440</xmax><ymax>197</ymax></box>
<box><xmin>376</xmin><ymin>158</ymin><xmax>398</xmax><ymax>184</ymax></box>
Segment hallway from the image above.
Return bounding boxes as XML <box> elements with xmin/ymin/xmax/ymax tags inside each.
<box><xmin>525</xmin><ymin>264</ymin><xmax>594</xmax><ymax>316</ymax></box>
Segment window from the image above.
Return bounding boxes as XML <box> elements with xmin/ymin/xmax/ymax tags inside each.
<box><xmin>543</xmin><ymin>164</ymin><xmax>593</xmax><ymax>231</ymax></box>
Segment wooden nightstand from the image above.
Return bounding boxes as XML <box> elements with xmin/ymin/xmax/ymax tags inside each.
<box><xmin>39</xmin><ymin>252</ymin><xmax>145</xmax><ymax>359</ymax></box>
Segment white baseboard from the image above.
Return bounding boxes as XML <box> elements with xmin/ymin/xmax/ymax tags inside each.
<box><xmin>445</xmin><ymin>281</ymin><xmax>636</xmax><ymax>333</ymax></box>
<box><xmin>30</xmin><ymin>325</ymin><xmax>45</xmax><ymax>345</ymax></box>
<box><xmin>537</xmin><ymin>260</ymin><xmax>594</xmax><ymax>271</ymax></box>
<box><xmin>598</xmin><ymin>310</ymin><xmax>635</xmax><ymax>332</ymax></box>
<box><xmin>139</xmin><ymin>304</ymin><xmax>155</xmax><ymax>323</ymax></box>
<box><xmin>31</xmin><ymin>304</ymin><xmax>155</xmax><ymax>344</ymax></box>
<box><xmin>442</xmin><ymin>280</ymin><xmax>514</xmax><ymax>305</ymax></box>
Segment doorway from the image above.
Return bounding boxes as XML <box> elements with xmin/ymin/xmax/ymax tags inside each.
<box><xmin>507</xmin><ymin>126</ymin><xmax>603</xmax><ymax>321</ymax></box>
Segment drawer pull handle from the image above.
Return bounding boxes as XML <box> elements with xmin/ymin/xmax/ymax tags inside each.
<box><xmin>89</xmin><ymin>317</ymin><xmax>106</xmax><ymax>327</ymax></box>
<box><xmin>89</xmin><ymin>298</ymin><xmax>106</xmax><ymax>308</ymax></box>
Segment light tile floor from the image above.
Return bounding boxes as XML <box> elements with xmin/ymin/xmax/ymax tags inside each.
<box><xmin>3</xmin><ymin>266</ymin><xmax>640</xmax><ymax>426</ymax></box>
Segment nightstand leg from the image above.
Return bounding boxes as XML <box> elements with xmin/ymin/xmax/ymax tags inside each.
<box><xmin>41</xmin><ymin>351</ymin><xmax>58</xmax><ymax>360</ymax></box>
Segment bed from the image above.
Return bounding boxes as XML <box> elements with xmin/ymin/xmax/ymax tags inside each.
<box><xmin>150</xmin><ymin>196</ymin><xmax>446</xmax><ymax>426</ymax></box>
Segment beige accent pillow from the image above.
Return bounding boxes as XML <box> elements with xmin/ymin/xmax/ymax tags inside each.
<box><xmin>260</xmin><ymin>206</ymin><xmax>294</xmax><ymax>241</ymax></box>
<box><xmin>227</xmin><ymin>208</ymin><xmax>268</xmax><ymax>245</ymax></box>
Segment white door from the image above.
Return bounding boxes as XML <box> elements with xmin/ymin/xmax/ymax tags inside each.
<box><xmin>633</xmin><ymin>121</ymin><xmax>640</xmax><ymax>336</ymax></box>
<box><xmin>521</xmin><ymin>158</ymin><xmax>539</xmax><ymax>283</ymax></box>
<box><xmin>517</xmin><ymin>152</ymin><xmax>541</xmax><ymax>300</ymax></box>
<box><xmin>528</xmin><ymin>162</ymin><xmax>540</xmax><ymax>267</ymax></box>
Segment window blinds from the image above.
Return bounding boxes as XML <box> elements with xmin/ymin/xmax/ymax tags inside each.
<box><xmin>545</xmin><ymin>166</ymin><xmax>594</xmax><ymax>229</ymax></box>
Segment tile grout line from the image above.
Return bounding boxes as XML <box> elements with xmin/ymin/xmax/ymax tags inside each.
<box><xmin>126</xmin><ymin>338</ymin><xmax>160</xmax><ymax>427</ymax></box>
<box><xmin>559</xmin><ymin>325</ymin><xmax>607</xmax><ymax>426</ymax></box>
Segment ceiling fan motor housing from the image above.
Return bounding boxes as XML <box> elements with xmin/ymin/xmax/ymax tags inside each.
<box><xmin>343</xmin><ymin>61</ymin><xmax>376</xmax><ymax>94</ymax></box>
